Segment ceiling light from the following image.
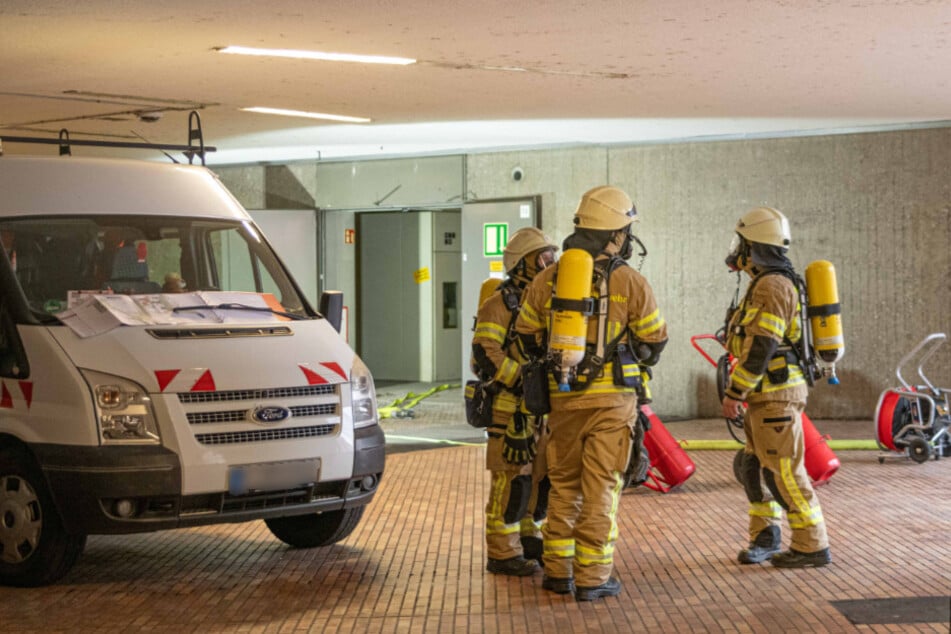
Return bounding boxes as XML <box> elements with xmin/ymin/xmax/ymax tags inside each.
<box><xmin>242</xmin><ymin>107</ymin><xmax>371</xmax><ymax>123</ymax></box>
<box><xmin>216</xmin><ymin>46</ymin><xmax>415</xmax><ymax>66</ymax></box>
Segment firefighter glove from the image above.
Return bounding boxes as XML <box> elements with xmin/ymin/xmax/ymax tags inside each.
<box><xmin>502</xmin><ymin>411</ymin><xmax>536</xmax><ymax>465</ymax></box>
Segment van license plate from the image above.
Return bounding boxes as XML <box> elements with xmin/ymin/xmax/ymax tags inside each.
<box><xmin>228</xmin><ymin>459</ymin><xmax>320</xmax><ymax>496</ymax></box>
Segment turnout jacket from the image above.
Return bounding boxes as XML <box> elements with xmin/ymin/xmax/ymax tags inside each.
<box><xmin>472</xmin><ymin>283</ymin><xmax>523</xmax><ymax>387</ymax></box>
<box><xmin>471</xmin><ymin>282</ymin><xmax>525</xmax><ymax>420</ymax></box>
<box><xmin>724</xmin><ymin>271</ymin><xmax>808</xmax><ymax>403</ymax></box>
<box><xmin>515</xmin><ymin>255</ymin><xmax>667</xmax><ymax>410</ymax></box>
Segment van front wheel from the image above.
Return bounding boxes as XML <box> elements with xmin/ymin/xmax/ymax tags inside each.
<box><xmin>265</xmin><ymin>506</ymin><xmax>365</xmax><ymax>548</ymax></box>
<box><xmin>0</xmin><ymin>446</ymin><xmax>86</xmax><ymax>586</ymax></box>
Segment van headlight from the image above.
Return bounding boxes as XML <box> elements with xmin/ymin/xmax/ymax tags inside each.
<box><xmin>350</xmin><ymin>356</ymin><xmax>378</xmax><ymax>429</ymax></box>
<box><xmin>81</xmin><ymin>369</ymin><xmax>160</xmax><ymax>445</ymax></box>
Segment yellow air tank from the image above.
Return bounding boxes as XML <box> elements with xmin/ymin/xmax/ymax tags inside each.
<box><xmin>477</xmin><ymin>277</ymin><xmax>502</xmax><ymax>309</ymax></box>
<box><xmin>550</xmin><ymin>248</ymin><xmax>594</xmax><ymax>391</ymax></box>
<box><xmin>805</xmin><ymin>260</ymin><xmax>844</xmax><ymax>383</ymax></box>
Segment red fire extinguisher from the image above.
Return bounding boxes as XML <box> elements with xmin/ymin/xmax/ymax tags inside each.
<box><xmin>641</xmin><ymin>405</ymin><xmax>696</xmax><ymax>493</ymax></box>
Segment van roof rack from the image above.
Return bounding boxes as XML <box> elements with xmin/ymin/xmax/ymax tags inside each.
<box><xmin>0</xmin><ymin>110</ymin><xmax>216</xmax><ymax>165</ymax></box>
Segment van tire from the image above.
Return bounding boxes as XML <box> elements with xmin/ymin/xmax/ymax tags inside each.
<box><xmin>265</xmin><ymin>506</ymin><xmax>365</xmax><ymax>548</ymax></box>
<box><xmin>0</xmin><ymin>445</ymin><xmax>87</xmax><ymax>587</ymax></box>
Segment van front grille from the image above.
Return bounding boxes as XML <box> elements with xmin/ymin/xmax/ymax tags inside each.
<box><xmin>194</xmin><ymin>424</ymin><xmax>338</xmax><ymax>445</ymax></box>
<box><xmin>179</xmin><ymin>384</ymin><xmax>336</xmax><ymax>404</ymax></box>
<box><xmin>187</xmin><ymin>410</ymin><xmax>247</xmax><ymax>425</ymax></box>
<box><xmin>178</xmin><ymin>383</ymin><xmax>342</xmax><ymax>445</ymax></box>
<box><xmin>290</xmin><ymin>403</ymin><xmax>337</xmax><ymax>417</ymax></box>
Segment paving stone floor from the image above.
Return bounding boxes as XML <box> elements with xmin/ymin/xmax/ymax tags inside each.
<box><xmin>1</xmin><ymin>386</ymin><xmax>948</xmax><ymax>633</ymax></box>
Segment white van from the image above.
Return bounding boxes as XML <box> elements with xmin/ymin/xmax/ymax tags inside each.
<box><xmin>0</xmin><ymin>156</ymin><xmax>385</xmax><ymax>586</ymax></box>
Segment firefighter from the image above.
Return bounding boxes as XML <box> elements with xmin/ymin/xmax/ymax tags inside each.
<box><xmin>515</xmin><ymin>186</ymin><xmax>667</xmax><ymax>601</ymax></box>
<box><xmin>721</xmin><ymin>206</ymin><xmax>832</xmax><ymax>568</ymax></box>
<box><xmin>471</xmin><ymin>227</ymin><xmax>557</xmax><ymax>577</ymax></box>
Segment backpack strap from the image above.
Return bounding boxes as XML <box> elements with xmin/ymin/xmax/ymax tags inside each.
<box><xmin>741</xmin><ymin>267</ymin><xmax>817</xmax><ymax>386</ymax></box>
<box><xmin>499</xmin><ymin>279</ymin><xmax>523</xmax><ymax>344</ymax></box>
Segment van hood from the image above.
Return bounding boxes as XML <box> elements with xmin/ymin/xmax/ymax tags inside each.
<box><xmin>49</xmin><ymin>319</ymin><xmax>356</xmax><ymax>393</ymax></box>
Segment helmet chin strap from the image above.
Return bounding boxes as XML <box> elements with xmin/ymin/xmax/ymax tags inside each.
<box><xmin>512</xmin><ymin>253</ymin><xmax>545</xmax><ymax>287</ymax></box>
<box><xmin>735</xmin><ymin>252</ymin><xmax>759</xmax><ymax>277</ymax></box>
<box><xmin>509</xmin><ymin>260</ymin><xmax>529</xmax><ymax>288</ymax></box>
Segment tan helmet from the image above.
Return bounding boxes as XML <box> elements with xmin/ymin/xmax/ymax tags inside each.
<box><xmin>573</xmin><ymin>186</ymin><xmax>637</xmax><ymax>231</ymax></box>
<box><xmin>735</xmin><ymin>207</ymin><xmax>791</xmax><ymax>248</ymax></box>
<box><xmin>503</xmin><ymin>227</ymin><xmax>557</xmax><ymax>273</ymax></box>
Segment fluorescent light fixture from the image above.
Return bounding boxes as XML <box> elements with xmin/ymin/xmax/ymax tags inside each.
<box><xmin>242</xmin><ymin>107</ymin><xmax>371</xmax><ymax>123</ymax></box>
<box><xmin>217</xmin><ymin>45</ymin><xmax>415</xmax><ymax>66</ymax></box>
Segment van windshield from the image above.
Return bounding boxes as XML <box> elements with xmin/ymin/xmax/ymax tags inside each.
<box><xmin>0</xmin><ymin>216</ymin><xmax>310</xmax><ymax>321</ymax></box>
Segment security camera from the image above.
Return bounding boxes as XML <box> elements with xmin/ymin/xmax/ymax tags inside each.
<box><xmin>136</xmin><ymin>111</ymin><xmax>163</xmax><ymax>123</ymax></box>
<box><xmin>511</xmin><ymin>167</ymin><xmax>524</xmax><ymax>182</ymax></box>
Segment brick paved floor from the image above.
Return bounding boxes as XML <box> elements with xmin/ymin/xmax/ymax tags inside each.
<box><xmin>1</xmin><ymin>441</ymin><xmax>948</xmax><ymax>633</ymax></box>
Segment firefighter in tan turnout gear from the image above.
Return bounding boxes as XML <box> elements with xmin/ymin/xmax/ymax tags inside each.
<box><xmin>721</xmin><ymin>207</ymin><xmax>832</xmax><ymax>568</ymax></box>
<box><xmin>471</xmin><ymin>227</ymin><xmax>558</xmax><ymax>576</ymax></box>
<box><xmin>515</xmin><ymin>186</ymin><xmax>667</xmax><ymax>601</ymax></box>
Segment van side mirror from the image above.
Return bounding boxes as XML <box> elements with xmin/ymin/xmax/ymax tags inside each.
<box><xmin>319</xmin><ymin>291</ymin><xmax>344</xmax><ymax>333</ymax></box>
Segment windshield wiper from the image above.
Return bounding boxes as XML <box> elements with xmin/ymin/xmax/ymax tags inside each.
<box><xmin>172</xmin><ymin>303</ymin><xmax>306</xmax><ymax>321</ymax></box>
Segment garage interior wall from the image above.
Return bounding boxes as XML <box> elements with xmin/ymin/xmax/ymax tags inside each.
<box><xmin>215</xmin><ymin>125</ymin><xmax>951</xmax><ymax>419</ymax></box>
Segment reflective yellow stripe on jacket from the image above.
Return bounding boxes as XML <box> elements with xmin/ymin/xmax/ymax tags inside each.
<box><xmin>518</xmin><ymin>301</ymin><xmax>545</xmax><ymax>330</ymax></box>
<box><xmin>634</xmin><ymin>308</ymin><xmax>665</xmax><ymax>339</ymax></box>
<box><xmin>757</xmin><ymin>310</ymin><xmax>786</xmax><ymax>339</ymax></box>
<box><xmin>473</xmin><ymin>320</ymin><xmax>507</xmax><ymax>345</ymax></box>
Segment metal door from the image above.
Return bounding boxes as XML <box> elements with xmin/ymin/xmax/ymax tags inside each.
<box><xmin>357</xmin><ymin>211</ymin><xmax>421</xmax><ymax>382</ymax></box>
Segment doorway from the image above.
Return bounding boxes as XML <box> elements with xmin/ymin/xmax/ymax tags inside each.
<box><xmin>357</xmin><ymin>209</ymin><xmax>461</xmax><ymax>383</ymax></box>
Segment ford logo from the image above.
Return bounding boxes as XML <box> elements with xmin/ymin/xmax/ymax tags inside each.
<box><xmin>250</xmin><ymin>405</ymin><xmax>291</xmax><ymax>424</ymax></box>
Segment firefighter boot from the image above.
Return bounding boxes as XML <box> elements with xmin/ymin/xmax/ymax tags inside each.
<box><xmin>575</xmin><ymin>577</ymin><xmax>622</xmax><ymax>602</ymax></box>
<box><xmin>737</xmin><ymin>526</ymin><xmax>781</xmax><ymax>564</ymax></box>
<box><xmin>521</xmin><ymin>536</ymin><xmax>544</xmax><ymax>567</ymax></box>
<box><xmin>771</xmin><ymin>548</ymin><xmax>832</xmax><ymax>568</ymax></box>
<box><xmin>486</xmin><ymin>556</ymin><xmax>538</xmax><ymax>577</ymax></box>
<box><xmin>541</xmin><ymin>575</ymin><xmax>575</xmax><ymax>594</ymax></box>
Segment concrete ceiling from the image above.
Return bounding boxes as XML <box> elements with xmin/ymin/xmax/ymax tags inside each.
<box><xmin>1</xmin><ymin>0</ymin><xmax>949</xmax><ymax>164</ymax></box>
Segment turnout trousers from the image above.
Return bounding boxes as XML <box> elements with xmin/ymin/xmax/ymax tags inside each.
<box><xmin>485</xmin><ymin>423</ymin><xmax>550</xmax><ymax>560</ymax></box>
<box><xmin>542</xmin><ymin>399</ymin><xmax>635</xmax><ymax>587</ymax></box>
<box><xmin>743</xmin><ymin>399</ymin><xmax>829</xmax><ymax>553</ymax></box>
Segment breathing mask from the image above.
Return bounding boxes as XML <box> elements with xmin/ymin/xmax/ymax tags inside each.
<box><xmin>725</xmin><ymin>234</ymin><xmax>750</xmax><ymax>271</ymax></box>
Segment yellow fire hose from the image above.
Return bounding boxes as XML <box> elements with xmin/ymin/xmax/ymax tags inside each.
<box><xmin>378</xmin><ymin>383</ymin><xmax>458</xmax><ymax>419</ymax></box>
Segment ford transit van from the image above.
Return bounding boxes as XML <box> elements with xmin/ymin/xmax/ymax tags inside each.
<box><xmin>0</xmin><ymin>156</ymin><xmax>384</xmax><ymax>586</ymax></box>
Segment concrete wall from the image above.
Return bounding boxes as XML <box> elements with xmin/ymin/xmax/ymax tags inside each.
<box><xmin>215</xmin><ymin>126</ymin><xmax>951</xmax><ymax>419</ymax></box>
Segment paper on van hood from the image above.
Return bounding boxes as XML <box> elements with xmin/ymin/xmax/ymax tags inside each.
<box><xmin>49</xmin><ymin>316</ymin><xmax>356</xmax><ymax>394</ymax></box>
<box><xmin>55</xmin><ymin>291</ymin><xmax>294</xmax><ymax>338</ymax></box>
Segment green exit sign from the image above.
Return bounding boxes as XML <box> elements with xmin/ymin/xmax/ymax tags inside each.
<box><xmin>483</xmin><ymin>223</ymin><xmax>509</xmax><ymax>257</ymax></box>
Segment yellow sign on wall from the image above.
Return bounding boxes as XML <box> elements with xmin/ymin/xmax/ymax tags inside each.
<box><xmin>414</xmin><ymin>267</ymin><xmax>431</xmax><ymax>284</ymax></box>
<box><xmin>489</xmin><ymin>260</ymin><xmax>504</xmax><ymax>273</ymax></box>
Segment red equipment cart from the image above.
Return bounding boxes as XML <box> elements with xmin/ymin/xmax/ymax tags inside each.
<box><xmin>874</xmin><ymin>332</ymin><xmax>951</xmax><ymax>463</ymax></box>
